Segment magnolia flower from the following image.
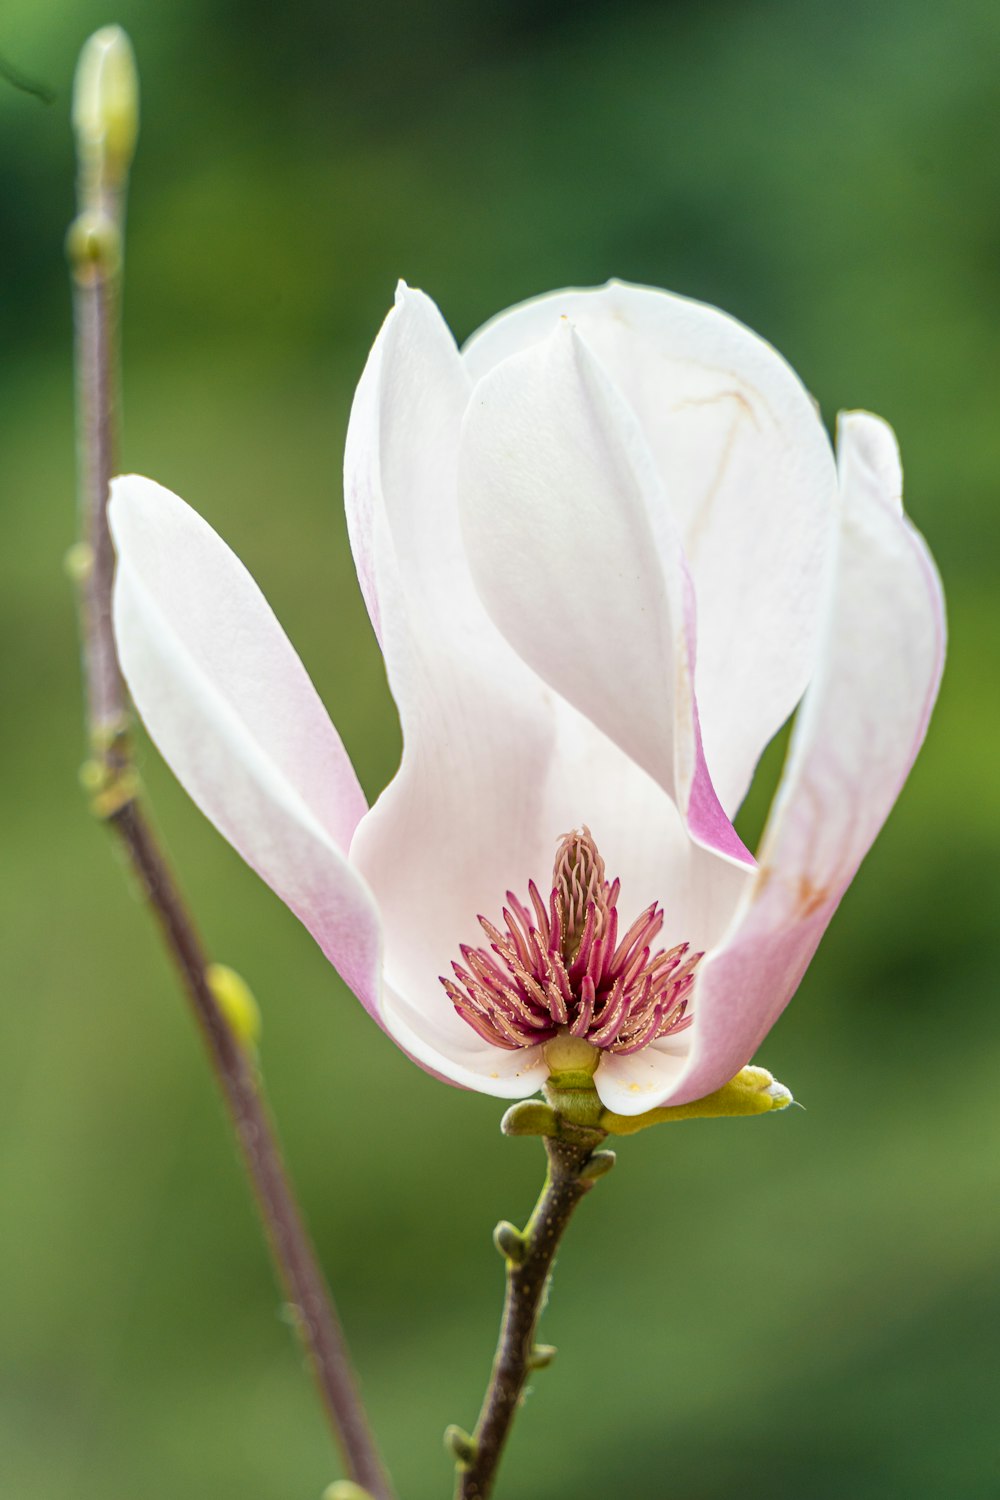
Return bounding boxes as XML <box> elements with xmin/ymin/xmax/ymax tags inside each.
<box><xmin>109</xmin><ymin>281</ymin><xmax>944</xmax><ymax>1115</ymax></box>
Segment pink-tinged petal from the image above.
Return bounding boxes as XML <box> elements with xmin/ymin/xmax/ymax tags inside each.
<box><xmin>542</xmin><ymin>699</ymin><xmax>753</xmax><ymax>957</ymax></box>
<box><xmin>593</xmin><ymin>410</ymin><xmax>945</xmax><ymax>1114</ymax></box>
<box><xmin>109</xmin><ymin>476</ymin><xmax>382</xmax><ymax>1014</ymax></box>
<box><xmin>459</xmin><ymin>316</ymin><xmax>751</xmax><ymax>866</ymax></box>
<box><xmin>465</xmin><ymin>281</ymin><xmax>838</xmax><ymax>815</ymax></box>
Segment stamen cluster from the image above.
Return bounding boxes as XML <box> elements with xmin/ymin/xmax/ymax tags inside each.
<box><xmin>442</xmin><ymin>828</ymin><xmax>700</xmax><ymax>1056</ymax></box>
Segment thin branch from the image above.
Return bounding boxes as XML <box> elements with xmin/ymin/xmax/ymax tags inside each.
<box><xmin>68</xmin><ymin>29</ymin><xmax>392</xmax><ymax>1500</ymax></box>
<box><xmin>109</xmin><ymin>800</ymin><xmax>391</xmax><ymax>1499</ymax></box>
<box><xmin>452</xmin><ymin>1133</ymin><xmax>609</xmax><ymax>1500</ymax></box>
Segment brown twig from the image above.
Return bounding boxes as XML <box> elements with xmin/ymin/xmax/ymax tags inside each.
<box><xmin>451</xmin><ymin>1131</ymin><xmax>610</xmax><ymax>1500</ymax></box>
<box><xmin>68</xmin><ymin>29</ymin><xmax>392</xmax><ymax>1500</ymax></box>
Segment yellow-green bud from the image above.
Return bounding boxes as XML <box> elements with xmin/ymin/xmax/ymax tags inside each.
<box><xmin>65</xmin><ymin>211</ymin><xmax>121</xmax><ymax>278</ymax></box>
<box><xmin>579</xmin><ymin>1148</ymin><xmax>616</xmax><ymax>1181</ymax></box>
<box><xmin>493</xmin><ymin>1220</ymin><xmax>528</xmax><ymax>1265</ymax></box>
<box><xmin>322</xmin><ymin>1484</ymin><xmax>376</xmax><ymax>1500</ymax></box>
<box><xmin>206</xmin><ymin>963</ymin><xmax>261</xmax><ymax>1048</ymax></box>
<box><xmin>500</xmin><ymin>1099</ymin><xmax>559</xmax><ymax>1137</ymax></box>
<box><xmin>527</xmin><ymin>1343</ymin><xmax>557</xmax><ymax>1370</ymax></box>
<box><xmin>63</xmin><ymin>541</ymin><xmax>95</xmax><ymax>582</ymax></box>
<box><xmin>444</xmin><ymin>1425</ymin><xmax>477</xmax><ymax>1467</ymax></box>
<box><xmin>72</xmin><ymin>26</ymin><xmax>139</xmax><ymax>190</ymax></box>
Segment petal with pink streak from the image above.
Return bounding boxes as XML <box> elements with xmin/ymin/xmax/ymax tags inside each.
<box><xmin>464</xmin><ymin>281</ymin><xmax>838</xmax><ymax>816</ymax></box>
<box><xmin>459</xmin><ymin>316</ymin><xmax>751</xmax><ymax>866</ymax></box>
<box><xmin>109</xmin><ymin>476</ymin><xmax>383</xmax><ymax>1016</ymax></box>
<box><xmin>592</xmin><ymin>410</ymin><xmax>945</xmax><ymax>1114</ymax></box>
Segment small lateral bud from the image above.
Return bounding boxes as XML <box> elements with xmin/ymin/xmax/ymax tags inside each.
<box><xmin>501</xmin><ymin>1099</ymin><xmax>559</xmax><ymax>1137</ymax></box>
<box><xmin>322</xmin><ymin>1485</ymin><xmax>375</xmax><ymax>1500</ymax></box>
<box><xmin>206</xmin><ymin>963</ymin><xmax>261</xmax><ymax>1048</ymax></box>
<box><xmin>579</xmin><ymin>1149</ymin><xmax>616</xmax><ymax>1182</ymax></box>
<box><xmin>444</xmin><ymin>1425</ymin><xmax>477</xmax><ymax>1467</ymax></box>
<box><xmin>72</xmin><ymin>26</ymin><xmax>139</xmax><ymax>190</ymax></box>
<box><xmin>493</xmin><ymin>1220</ymin><xmax>528</xmax><ymax>1265</ymax></box>
<box><xmin>79</xmin><ymin>758</ymin><xmax>139</xmax><ymax>819</ymax></box>
<box><xmin>527</xmin><ymin>1343</ymin><xmax>557</xmax><ymax>1371</ymax></box>
<box><xmin>63</xmin><ymin>541</ymin><xmax>95</xmax><ymax>582</ymax></box>
<box><xmin>65</xmin><ymin>211</ymin><xmax>122</xmax><ymax>278</ymax></box>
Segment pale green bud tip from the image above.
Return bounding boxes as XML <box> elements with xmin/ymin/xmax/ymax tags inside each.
<box><xmin>322</xmin><ymin>1484</ymin><xmax>375</xmax><ymax>1500</ymax></box>
<box><xmin>73</xmin><ymin>26</ymin><xmax>139</xmax><ymax>180</ymax></box>
<box><xmin>63</xmin><ymin>541</ymin><xmax>94</xmax><ymax>581</ymax></box>
<box><xmin>527</xmin><ymin>1343</ymin><xmax>557</xmax><ymax>1370</ymax></box>
<box><xmin>206</xmin><ymin>963</ymin><xmax>261</xmax><ymax>1047</ymax></box>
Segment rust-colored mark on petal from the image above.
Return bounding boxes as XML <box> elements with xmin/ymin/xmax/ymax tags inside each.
<box><xmin>678</xmin><ymin>390</ymin><xmax>759</xmax><ymax>563</ymax></box>
<box><xmin>796</xmin><ymin>874</ymin><xmax>830</xmax><ymax>919</ymax></box>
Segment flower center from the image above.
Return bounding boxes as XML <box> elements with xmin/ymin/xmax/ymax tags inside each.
<box><xmin>441</xmin><ymin>827</ymin><xmax>700</xmax><ymax>1056</ymax></box>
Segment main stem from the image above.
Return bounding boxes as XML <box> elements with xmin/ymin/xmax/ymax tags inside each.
<box><xmin>69</xmin><ymin>118</ymin><xmax>392</xmax><ymax>1500</ymax></box>
<box><xmin>456</xmin><ymin>1134</ymin><xmax>603</xmax><ymax>1500</ymax></box>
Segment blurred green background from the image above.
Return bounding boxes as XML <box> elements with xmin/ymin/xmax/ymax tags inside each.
<box><xmin>2</xmin><ymin>1</ymin><xmax>998</xmax><ymax>1496</ymax></box>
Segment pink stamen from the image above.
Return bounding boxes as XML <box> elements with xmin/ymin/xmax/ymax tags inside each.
<box><xmin>440</xmin><ymin>827</ymin><xmax>700</xmax><ymax>1057</ymax></box>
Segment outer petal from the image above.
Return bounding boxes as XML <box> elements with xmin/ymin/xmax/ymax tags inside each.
<box><xmin>458</xmin><ymin>318</ymin><xmax>751</xmax><ymax>866</ymax></box>
<box><xmin>464</xmin><ymin>281</ymin><xmax>838</xmax><ymax>814</ymax></box>
<box><xmin>593</xmin><ymin>411</ymin><xmax>945</xmax><ymax>1113</ymax></box>
<box><xmin>109</xmin><ymin>476</ymin><xmax>383</xmax><ymax>1013</ymax></box>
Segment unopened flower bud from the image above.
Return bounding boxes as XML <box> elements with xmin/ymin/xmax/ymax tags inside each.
<box><xmin>72</xmin><ymin>26</ymin><xmax>139</xmax><ymax>192</ymax></box>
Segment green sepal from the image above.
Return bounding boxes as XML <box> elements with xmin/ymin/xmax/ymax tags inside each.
<box><xmin>599</xmin><ymin>1065</ymin><xmax>794</xmax><ymax>1135</ymax></box>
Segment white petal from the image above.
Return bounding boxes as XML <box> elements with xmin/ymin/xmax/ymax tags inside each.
<box><xmin>459</xmin><ymin>317</ymin><xmax>750</xmax><ymax>866</ymax></box>
<box><xmin>109</xmin><ymin>476</ymin><xmax>383</xmax><ymax>1014</ymax></box>
<box><xmin>465</xmin><ymin>281</ymin><xmax>838</xmax><ymax>814</ymax></box>
<box><xmin>344</xmin><ymin>287</ymin><xmax>564</xmax><ymax>1088</ymax></box>
<box><xmin>618</xmin><ymin>409</ymin><xmax>945</xmax><ymax>1113</ymax></box>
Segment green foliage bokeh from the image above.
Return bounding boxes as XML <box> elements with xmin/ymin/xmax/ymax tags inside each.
<box><xmin>2</xmin><ymin>2</ymin><xmax>998</xmax><ymax>1497</ymax></box>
